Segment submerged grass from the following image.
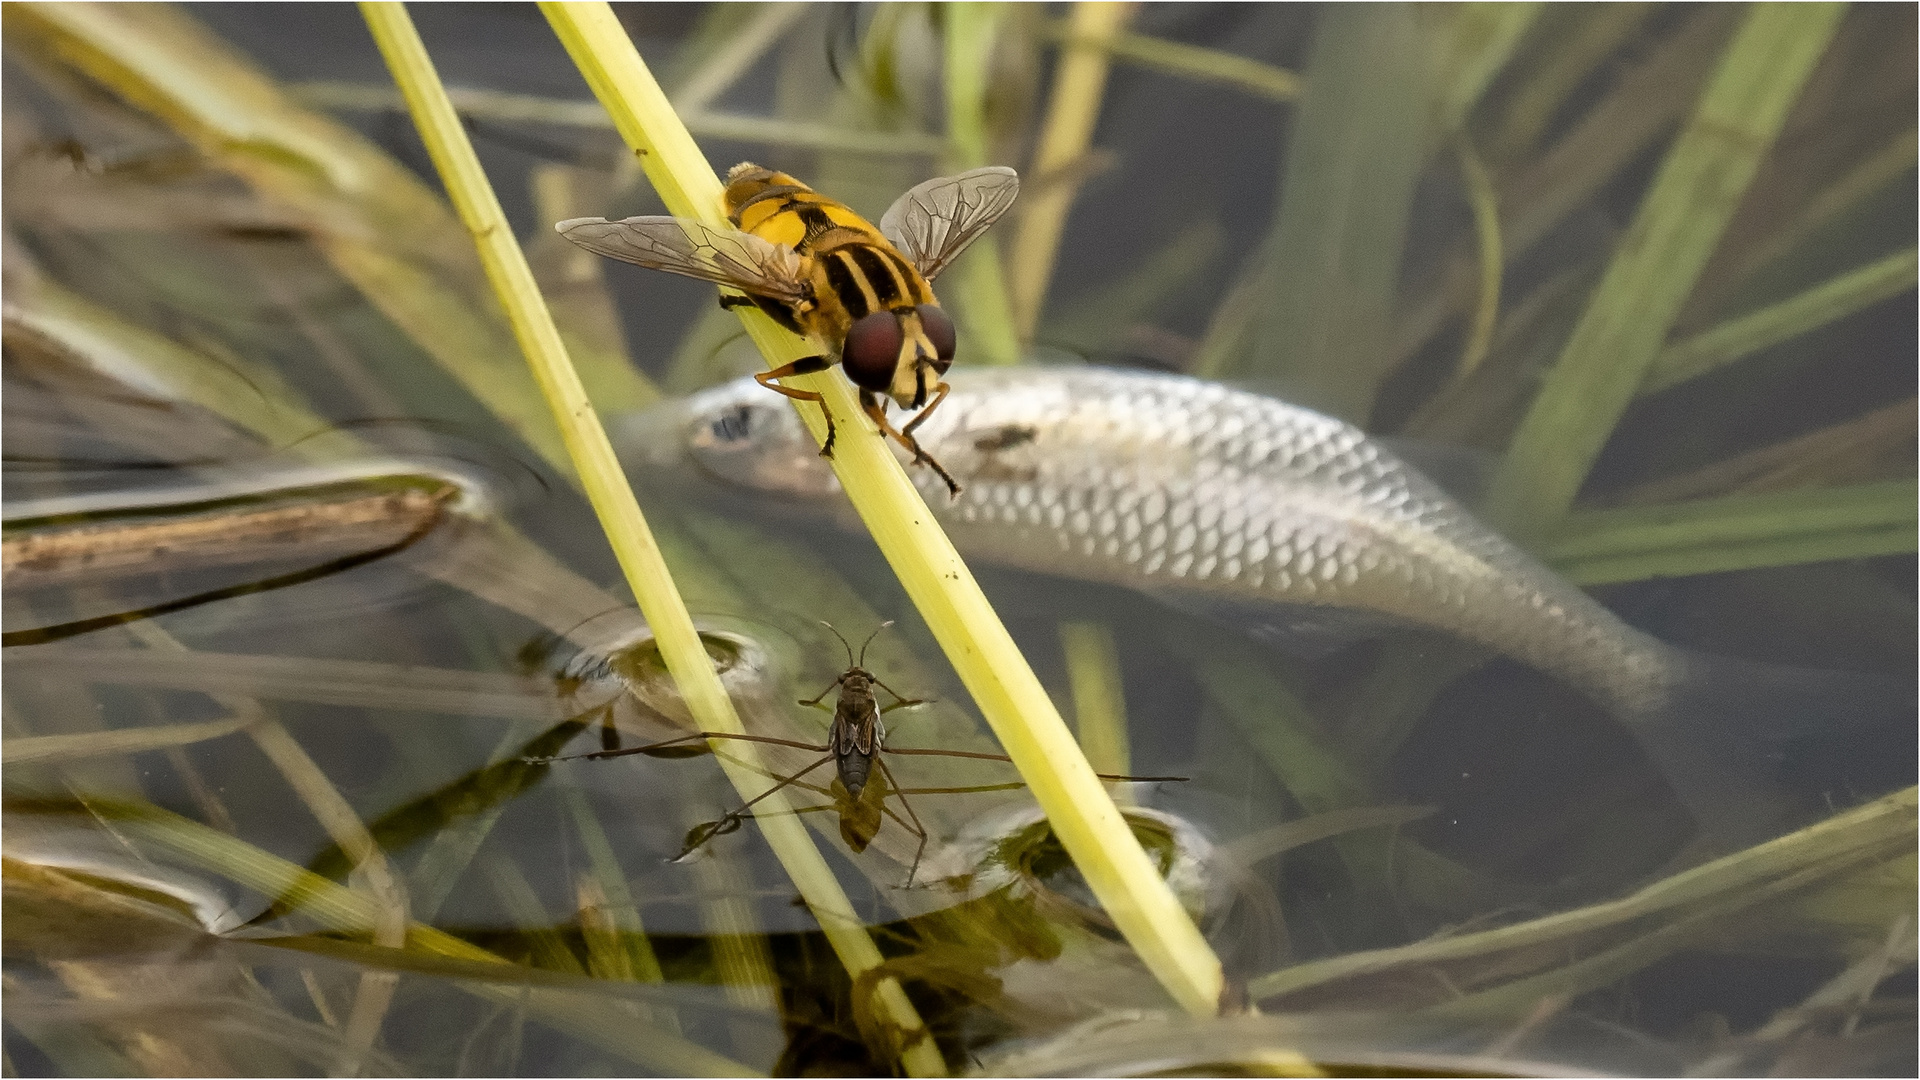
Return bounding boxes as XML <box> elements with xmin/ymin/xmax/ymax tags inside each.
<box><xmin>1008</xmin><ymin>0</ymin><xmax>1130</xmax><ymax>343</ymax></box>
<box><xmin>1484</xmin><ymin>3</ymin><xmax>1849</xmax><ymax>538</ymax></box>
<box><xmin>1234</xmin><ymin>3</ymin><xmax>1426</xmax><ymax>421</ymax></box>
<box><xmin>539</xmin><ymin>0</ymin><xmax>1226</xmax><ymax>1020</ymax></box>
<box><xmin>1644</xmin><ymin>245</ymin><xmax>1919</xmax><ymax>394</ymax></box>
<box><xmin>1250</xmin><ymin>786</ymin><xmax>1917</xmax><ymax>1009</ymax></box>
<box><xmin>4</xmin><ymin>2</ymin><xmax>579</xmax><ymax>473</ymax></box>
<box><xmin>939</xmin><ymin>1</ymin><xmax>1022</xmax><ymax>368</ymax></box>
<box><xmin>1548</xmin><ymin>480</ymin><xmax>1918</xmax><ymax>586</ymax></box>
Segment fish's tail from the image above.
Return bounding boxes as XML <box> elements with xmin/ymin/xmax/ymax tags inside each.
<box><xmin>1635</xmin><ymin>652</ymin><xmax>1915</xmax><ymax>852</ymax></box>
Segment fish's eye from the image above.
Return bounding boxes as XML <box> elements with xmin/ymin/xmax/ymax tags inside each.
<box><xmin>917</xmin><ymin>304</ymin><xmax>956</xmax><ymax>369</ymax></box>
<box><xmin>842</xmin><ymin>311</ymin><xmax>903</xmax><ymax>391</ymax></box>
<box><xmin>711</xmin><ymin>403</ymin><xmax>754</xmax><ymax>442</ymax></box>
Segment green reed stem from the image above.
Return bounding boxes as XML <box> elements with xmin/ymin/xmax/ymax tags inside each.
<box><xmin>1423</xmin><ymin>2</ymin><xmax>1541</xmax><ymax>142</ymax></box>
<box><xmin>1042</xmin><ymin>23</ymin><xmax>1300</xmax><ymax>102</ymax></box>
<box><xmin>1548</xmin><ymin>480</ymin><xmax>1917</xmax><ymax>585</ymax></box>
<box><xmin>942</xmin><ymin>1</ymin><xmax>1021</xmax><ymax>366</ymax></box>
<box><xmin>1236</xmin><ymin>2</ymin><xmax>1426</xmax><ymax>421</ymax></box>
<box><xmin>1484</xmin><ymin>3</ymin><xmax>1849</xmax><ymax>538</ymax></box>
<box><xmin>292</xmin><ymin>81</ymin><xmax>946</xmax><ymax>157</ymax></box>
<box><xmin>1251</xmin><ymin>786</ymin><xmax>1916</xmax><ymax>1005</ymax></box>
<box><xmin>1487</xmin><ymin>4</ymin><xmax>1653</xmax><ymax>160</ymax></box>
<box><xmin>1644</xmin><ymin>246</ymin><xmax>1919</xmax><ymax>394</ymax></box>
<box><xmin>1009</xmin><ymin>1</ymin><xmax>1131</xmax><ymax>342</ymax></box>
<box><xmin>1454</xmin><ymin>140</ymin><xmax>1503</xmax><ymax>380</ymax></box>
<box><xmin>540</xmin><ymin>0</ymin><xmax>1226</xmax><ymax>1021</ymax></box>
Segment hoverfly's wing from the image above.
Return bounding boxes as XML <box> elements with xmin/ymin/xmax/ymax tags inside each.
<box><xmin>554</xmin><ymin>216</ymin><xmax>810</xmax><ymax>306</ymax></box>
<box><xmin>877</xmin><ymin>166</ymin><xmax>1020</xmax><ymax>283</ymax></box>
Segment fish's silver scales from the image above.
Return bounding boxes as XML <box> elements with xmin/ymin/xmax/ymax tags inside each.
<box><xmin>675</xmin><ymin>367</ymin><xmax>1681</xmax><ymax>715</ymax></box>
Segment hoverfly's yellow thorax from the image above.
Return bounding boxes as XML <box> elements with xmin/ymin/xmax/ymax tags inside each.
<box><xmin>725</xmin><ymin>163</ymin><xmax>892</xmax><ymax>258</ymax></box>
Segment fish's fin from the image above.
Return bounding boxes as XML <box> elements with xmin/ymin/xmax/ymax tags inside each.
<box><xmin>1635</xmin><ymin>652</ymin><xmax>1915</xmax><ymax>853</ymax></box>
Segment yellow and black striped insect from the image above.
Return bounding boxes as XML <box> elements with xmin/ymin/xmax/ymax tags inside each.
<box><xmin>556</xmin><ymin>163</ymin><xmax>1020</xmax><ymax>496</ymax></box>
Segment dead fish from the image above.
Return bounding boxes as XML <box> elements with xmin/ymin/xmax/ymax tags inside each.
<box><xmin>628</xmin><ymin>366</ymin><xmax>1909</xmax><ymax>847</ymax></box>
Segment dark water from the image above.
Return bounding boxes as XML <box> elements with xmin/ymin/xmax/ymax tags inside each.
<box><xmin>4</xmin><ymin>4</ymin><xmax>1914</xmax><ymax>1076</ymax></box>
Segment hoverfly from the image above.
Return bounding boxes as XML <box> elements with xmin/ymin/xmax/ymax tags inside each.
<box><xmin>556</xmin><ymin>163</ymin><xmax>1021</xmax><ymax>497</ymax></box>
<box><xmin>528</xmin><ymin>622</ymin><xmax>1184</xmax><ymax>884</ymax></box>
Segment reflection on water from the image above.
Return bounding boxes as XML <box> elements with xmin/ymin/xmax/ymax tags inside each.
<box><xmin>5</xmin><ymin>3</ymin><xmax>1915</xmax><ymax>1076</ymax></box>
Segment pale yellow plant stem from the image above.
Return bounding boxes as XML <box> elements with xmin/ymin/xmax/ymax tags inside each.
<box><xmin>360</xmin><ymin>5</ymin><xmax>948</xmax><ymax>1073</ymax></box>
<box><xmin>1009</xmin><ymin>1</ymin><xmax>1134</xmax><ymax>342</ymax></box>
<box><xmin>538</xmin><ymin>0</ymin><xmax>1225</xmax><ymax>1019</ymax></box>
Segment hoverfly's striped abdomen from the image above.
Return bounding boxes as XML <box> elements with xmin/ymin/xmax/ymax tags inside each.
<box><xmin>722</xmin><ymin>164</ymin><xmax>935</xmax><ymax>339</ymax></box>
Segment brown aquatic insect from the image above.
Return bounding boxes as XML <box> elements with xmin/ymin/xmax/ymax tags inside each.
<box><xmin>530</xmin><ymin>622</ymin><xmax>1183</xmax><ymax>882</ymax></box>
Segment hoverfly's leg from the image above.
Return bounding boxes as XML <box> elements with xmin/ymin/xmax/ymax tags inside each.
<box><xmin>677</xmin><ymin>753</ymin><xmax>836</xmax><ymax>860</ymax></box>
<box><xmin>598</xmin><ymin>708</ymin><xmax>623</xmax><ymax>754</ymax></box>
<box><xmin>861</xmin><ymin>390</ymin><xmax>963</xmax><ymax>498</ymax></box>
<box><xmin>717</xmin><ymin>292</ymin><xmax>757</xmax><ymax>311</ymax></box>
<box><xmin>523</xmin><ymin>730</ymin><xmax>830</xmax><ymax>764</ymax></box>
<box><xmin>754</xmin><ymin>356</ymin><xmax>838</xmax><ymax>457</ymax></box>
<box><xmin>899</xmin><ymin>379</ymin><xmax>950</xmax><ymax>442</ymax></box>
<box><xmin>874</xmin><ymin>755</ymin><xmax>931</xmax><ymax>886</ymax></box>
<box><xmin>797</xmin><ymin>674</ymin><xmax>847</xmax><ymax>709</ymax></box>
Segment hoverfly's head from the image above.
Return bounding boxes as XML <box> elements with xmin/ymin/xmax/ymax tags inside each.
<box><xmin>840</xmin><ymin>304</ymin><xmax>956</xmax><ymax>409</ymax></box>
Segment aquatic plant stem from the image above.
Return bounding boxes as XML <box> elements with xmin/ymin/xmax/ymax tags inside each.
<box><xmin>1548</xmin><ymin>480</ymin><xmax>1917</xmax><ymax>585</ymax></box>
<box><xmin>941</xmin><ymin>1</ymin><xmax>1021</xmax><ymax>366</ymax></box>
<box><xmin>1237</xmin><ymin>2</ymin><xmax>1426</xmax><ymax>421</ymax></box>
<box><xmin>1454</xmin><ymin>140</ymin><xmax>1502</xmax><ymax>380</ymax></box>
<box><xmin>1042</xmin><ymin>22</ymin><xmax>1300</xmax><ymax>102</ymax></box>
<box><xmin>3</xmin><ymin>3</ymin><xmax>579</xmax><ymax>472</ymax></box>
<box><xmin>117</xmin><ymin>620</ymin><xmax>406</xmax><ymax>1072</ymax></box>
<box><xmin>1058</xmin><ymin>620</ymin><xmax>1133</xmax><ymax>792</ymax></box>
<box><xmin>1008</xmin><ymin>1</ymin><xmax>1132</xmax><ymax>342</ymax></box>
<box><xmin>72</xmin><ymin>799</ymin><xmax>754</xmax><ymax>1076</ymax></box>
<box><xmin>1250</xmin><ymin>787</ymin><xmax>1917</xmax><ymax>1006</ymax></box>
<box><xmin>1643</xmin><ymin>246</ymin><xmax>1918</xmax><ymax>394</ymax></box>
<box><xmin>292</xmin><ymin>80</ymin><xmax>947</xmax><ymax>157</ymax></box>
<box><xmin>359</xmin><ymin>7</ymin><xmax>943</xmax><ymax>1072</ymax></box>
<box><xmin>1484</xmin><ymin>3</ymin><xmax>1848</xmax><ymax>538</ymax></box>
<box><xmin>540</xmin><ymin>0</ymin><xmax>1226</xmax><ymax>1019</ymax></box>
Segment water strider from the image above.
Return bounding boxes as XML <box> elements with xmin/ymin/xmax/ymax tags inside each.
<box><xmin>528</xmin><ymin>622</ymin><xmax>1183</xmax><ymax>882</ymax></box>
<box><xmin>631</xmin><ymin>365</ymin><xmax>1911</xmax><ymax>848</ymax></box>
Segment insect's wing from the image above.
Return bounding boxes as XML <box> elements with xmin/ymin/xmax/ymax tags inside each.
<box><xmin>877</xmin><ymin>166</ymin><xmax>1020</xmax><ymax>283</ymax></box>
<box><xmin>554</xmin><ymin>215</ymin><xmax>810</xmax><ymax>306</ymax></box>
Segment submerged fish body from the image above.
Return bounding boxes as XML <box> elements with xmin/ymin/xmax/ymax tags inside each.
<box><xmin>665</xmin><ymin>366</ymin><xmax>1680</xmax><ymax>717</ymax></box>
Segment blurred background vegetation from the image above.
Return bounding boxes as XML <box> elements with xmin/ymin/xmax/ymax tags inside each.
<box><xmin>3</xmin><ymin>3</ymin><xmax>1913</xmax><ymax>1075</ymax></box>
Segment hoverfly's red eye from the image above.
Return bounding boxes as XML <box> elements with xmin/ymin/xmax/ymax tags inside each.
<box><xmin>917</xmin><ymin>304</ymin><xmax>956</xmax><ymax>370</ymax></box>
<box><xmin>842</xmin><ymin>312</ymin><xmax>903</xmax><ymax>391</ymax></box>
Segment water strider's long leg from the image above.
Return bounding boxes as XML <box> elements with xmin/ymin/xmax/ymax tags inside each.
<box><xmin>873</xmin><ymin>755</ymin><xmax>931</xmax><ymax>884</ymax></box>
<box><xmin>882</xmin><ymin>745</ymin><xmax>1187</xmax><ymax>782</ymax></box>
<box><xmin>524</xmin><ymin>730</ymin><xmax>830</xmax><ymax>764</ymax></box>
<box><xmin>677</xmin><ymin>753</ymin><xmax>837</xmax><ymax>859</ymax></box>
<box><xmin>869</xmin><ymin>677</ymin><xmax>924</xmax><ymax>712</ymax></box>
<box><xmin>754</xmin><ymin>355</ymin><xmax>838</xmax><ymax>456</ymax></box>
